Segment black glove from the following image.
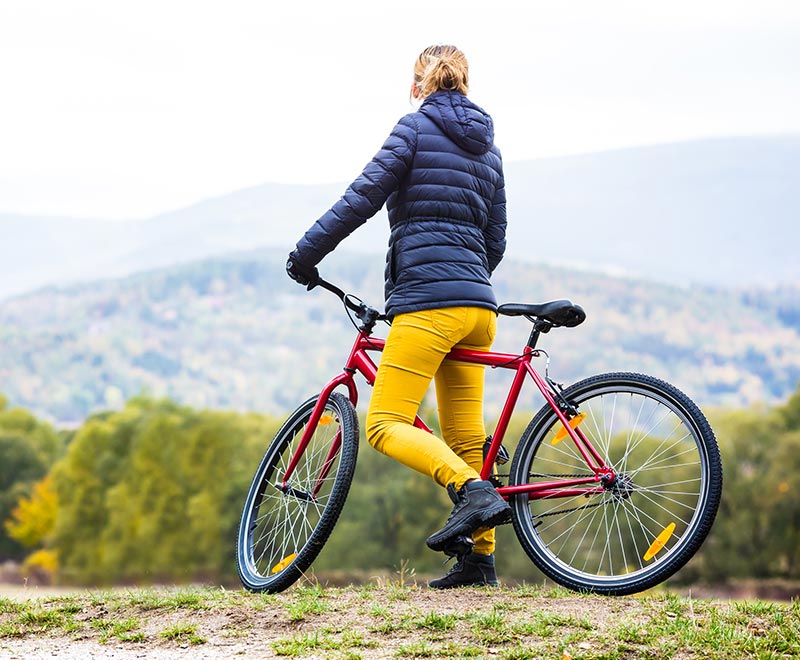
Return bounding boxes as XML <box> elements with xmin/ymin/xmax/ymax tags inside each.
<box><xmin>286</xmin><ymin>251</ymin><xmax>319</xmax><ymax>290</ymax></box>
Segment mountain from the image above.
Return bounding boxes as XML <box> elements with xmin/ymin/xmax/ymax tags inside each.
<box><xmin>503</xmin><ymin>136</ymin><xmax>800</xmax><ymax>285</ymax></box>
<box><xmin>2</xmin><ymin>136</ymin><xmax>798</xmax><ymax>302</ymax></box>
<box><xmin>0</xmin><ymin>182</ymin><xmax>346</xmax><ymax>300</ymax></box>
<box><xmin>1</xmin><ymin>249</ymin><xmax>798</xmax><ymax>426</ymax></box>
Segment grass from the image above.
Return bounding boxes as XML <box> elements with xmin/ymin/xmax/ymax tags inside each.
<box><xmin>0</xmin><ymin>584</ymin><xmax>797</xmax><ymax>658</ymax></box>
<box><xmin>272</xmin><ymin>629</ymin><xmax>376</xmax><ymax>657</ymax></box>
<box><xmin>285</xmin><ymin>584</ymin><xmax>331</xmax><ymax>621</ymax></box>
<box><xmin>415</xmin><ymin>611</ymin><xmax>459</xmax><ymax>632</ymax></box>
<box><xmin>91</xmin><ymin>616</ymin><xmax>144</xmax><ymax>643</ymax></box>
<box><xmin>470</xmin><ymin>607</ymin><xmax>512</xmax><ymax>645</ymax></box>
<box><xmin>125</xmin><ymin>586</ymin><xmax>207</xmax><ymax>611</ymax></box>
<box><xmin>159</xmin><ymin>622</ymin><xmax>206</xmax><ymax>645</ymax></box>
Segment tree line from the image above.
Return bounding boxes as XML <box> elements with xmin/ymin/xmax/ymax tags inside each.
<box><xmin>1</xmin><ymin>386</ymin><xmax>799</xmax><ymax>586</ymax></box>
<box><xmin>3</xmin><ymin>251</ymin><xmax>799</xmax><ymax>427</ymax></box>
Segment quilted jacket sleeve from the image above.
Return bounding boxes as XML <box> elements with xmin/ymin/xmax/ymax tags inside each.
<box><xmin>294</xmin><ymin>115</ymin><xmax>418</xmax><ymax>266</ymax></box>
<box><xmin>484</xmin><ymin>164</ymin><xmax>507</xmax><ymax>274</ymax></box>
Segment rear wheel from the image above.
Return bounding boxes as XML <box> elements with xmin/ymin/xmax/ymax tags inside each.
<box><xmin>236</xmin><ymin>392</ymin><xmax>358</xmax><ymax>592</ymax></box>
<box><xmin>509</xmin><ymin>373</ymin><xmax>722</xmax><ymax>595</ymax></box>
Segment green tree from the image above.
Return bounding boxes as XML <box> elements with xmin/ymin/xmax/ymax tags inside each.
<box><xmin>0</xmin><ymin>397</ymin><xmax>64</xmax><ymax>559</ymax></box>
<box><xmin>766</xmin><ymin>387</ymin><xmax>800</xmax><ymax>575</ymax></box>
<box><xmin>50</xmin><ymin>396</ymin><xmax>279</xmax><ymax>584</ymax></box>
<box><xmin>693</xmin><ymin>384</ymin><xmax>800</xmax><ymax>582</ymax></box>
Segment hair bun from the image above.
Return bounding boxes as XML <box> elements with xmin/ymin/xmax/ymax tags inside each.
<box><xmin>414</xmin><ymin>45</ymin><xmax>469</xmax><ymax>98</ymax></box>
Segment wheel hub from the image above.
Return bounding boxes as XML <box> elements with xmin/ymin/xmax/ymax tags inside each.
<box><xmin>274</xmin><ymin>482</ymin><xmax>315</xmax><ymax>503</ymax></box>
<box><xmin>603</xmin><ymin>472</ymin><xmax>635</xmax><ymax>500</ymax></box>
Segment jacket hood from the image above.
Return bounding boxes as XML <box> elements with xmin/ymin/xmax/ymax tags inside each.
<box><xmin>419</xmin><ymin>91</ymin><xmax>495</xmax><ymax>155</ymax></box>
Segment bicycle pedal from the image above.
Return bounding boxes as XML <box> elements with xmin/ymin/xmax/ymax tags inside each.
<box><xmin>442</xmin><ymin>535</ymin><xmax>475</xmax><ymax>559</ymax></box>
<box><xmin>488</xmin><ymin>475</ymin><xmax>504</xmax><ymax>489</ymax></box>
<box><xmin>483</xmin><ymin>437</ymin><xmax>510</xmax><ymax>466</ymax></box>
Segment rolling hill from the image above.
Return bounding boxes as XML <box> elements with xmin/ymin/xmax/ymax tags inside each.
<box><xmin>2</xmin><ymin>136</ymin><xmax>798</xmax><ymax>303</ymax></box>
<box><xmin>1</xmin><ymin>249</ymin><xmax>797</xmax><ymax>426</ymax></box>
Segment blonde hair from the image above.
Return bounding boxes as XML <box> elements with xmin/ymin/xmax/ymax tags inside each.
<box><xmin>413</xmin><ymin>44</ymin><xmax>469</xmax><ymax>99</ymax></box>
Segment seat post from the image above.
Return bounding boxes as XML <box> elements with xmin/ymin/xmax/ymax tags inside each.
<box><xmin>527</xmin><ymin>319</ymin><xmax>552</xmax><ymax>349</ymax></box>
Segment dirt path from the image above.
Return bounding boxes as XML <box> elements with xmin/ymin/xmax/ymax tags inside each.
<box><xmin>4</xmin><ymin>582</ymin><xmax>797</xmax><ymax>660</ymax></box>
<box><xmin>0</xmin><ymin>584</ymin><xmax>645</xmax><ymax>659</ymax></box>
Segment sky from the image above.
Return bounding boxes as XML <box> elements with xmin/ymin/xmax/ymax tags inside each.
<box><xmin>1</xmin><ymin>0</ymin><xmax>799</xmax><ymax>219</ymax></box>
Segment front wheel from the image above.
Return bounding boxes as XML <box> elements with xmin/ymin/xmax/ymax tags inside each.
<box><xmin>236</xmin><ymin>391</ymin><xmax>358</xmax><ymax>593</ymax></box>
<box><xmin>509</xmin><ymin>372</ymin><xmax>722</xmax><ymax>595</ymax></box>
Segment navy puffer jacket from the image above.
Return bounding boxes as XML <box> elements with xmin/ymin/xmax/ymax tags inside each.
<box><xmin>294</xmin><ymin>91</ymin><xmax>506</xmax><ymax>318</ymax></box>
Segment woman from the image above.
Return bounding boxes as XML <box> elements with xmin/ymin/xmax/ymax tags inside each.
<box><xmin>287</xmin><ymin>44</ymin><xmax>509</xmax><ymax>588</ymax></box>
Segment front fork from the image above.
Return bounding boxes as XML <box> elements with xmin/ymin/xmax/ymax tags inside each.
<box><xmin>279</xmin><ymin>374</ymin><xmax>359</xmax><ymax>499</ymax></box>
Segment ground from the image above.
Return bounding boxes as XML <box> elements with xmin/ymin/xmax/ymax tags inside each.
<box><xmin>1</xmin><ymin>583</ymin><xmax>798</xmax><ymax>659</ymax></box>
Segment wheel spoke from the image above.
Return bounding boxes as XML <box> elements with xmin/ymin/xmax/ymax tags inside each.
<box><xmin>237</xmin><ymin>393</ymin><xmax>358</xmax><ymax>592</ymax></box>
<box><xmin>513</xmin><ymin>374</ymin><xmax>721</xmax><ymax>595</ymax></box>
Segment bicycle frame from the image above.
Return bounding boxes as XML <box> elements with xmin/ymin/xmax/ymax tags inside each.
<box><xmin>280</xmin><ymin>320</ymin><xmax>617</xmax><ymax>502</ymax></box>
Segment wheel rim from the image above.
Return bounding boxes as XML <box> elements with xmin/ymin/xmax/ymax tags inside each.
<box><xmin>242</xmin><ymin>401</ymin><xmax>345</xmax><ymax>582</ymax></box>
<box><xmin>518</xmin><ymin>384</ymin><xmax>710</xmax><ymax>586</ymax></box>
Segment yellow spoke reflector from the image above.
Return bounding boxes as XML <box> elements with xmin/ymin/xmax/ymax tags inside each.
<box><xmin>319</xmin><ymin>414</ymin><xmax>335</xmax><ymax>426</ymax></box>
<box><xmin>644</xmin><ymin>523</ymin><xmax>676</xmax><ymax>561</ymax></box>
<box><xmin>271</xmin><ymin>553</ymin><xmax>297</xmax><ymax>574</ymax></box>
<box><xmin>552</xmin><ymin>413</ymin><xmax>586</xmax><ymax>445</ymax></box>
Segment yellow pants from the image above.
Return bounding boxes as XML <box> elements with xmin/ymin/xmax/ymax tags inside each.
<box><xmin>365</xmin><ymin>306</ymin><xmax>497</xmax><ymax>555</ymax></box>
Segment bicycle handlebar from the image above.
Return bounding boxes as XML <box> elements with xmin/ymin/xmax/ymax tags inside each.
<box><xmin>315</xmin><ymin>277</ymin><xmax>349</xmax><ymax>305</ymax></box>
<box><xmin>314</xmin><ymin>276</ymin><xmax>388</xmax><ymax>329</ymax></box>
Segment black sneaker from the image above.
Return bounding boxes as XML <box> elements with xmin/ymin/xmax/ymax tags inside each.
<box><xmin>426</xmin><ymin>480</ymin><xmax>511</xmax><ymax>552</ymax></box>
<box><xmin>429</xmin><ymin>552</ymin><xmax>499</xmax><ymax>589</ymax></box>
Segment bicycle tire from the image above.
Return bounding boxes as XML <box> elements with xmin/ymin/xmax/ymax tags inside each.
<box><xmin>509</xmin><ymin>372</ymin><xmax>722</xmax><ymax>595</ymax></box>
<box><xmin>236</xmin><ymin>391</ymin><xmax>358</xmax><ymax>593</ymax></box>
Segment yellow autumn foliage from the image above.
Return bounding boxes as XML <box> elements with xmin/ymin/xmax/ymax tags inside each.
<box><xmin>5</xmin><ymin>476</ymin><xmax>58</xmax><ymax>548</ymax></box>
<box><xmin>22</xmin><ymin>549</ymin><xmax>59</xmax><ymax>576</ymax></box>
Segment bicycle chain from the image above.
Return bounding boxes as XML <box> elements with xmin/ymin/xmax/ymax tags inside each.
<box><xmin>533</xmin><ymin>498</ymin><xmax>609</xmax><ymax>520</ymax></box>
<box><xmin>494</xmin><ymin>472</ymin><xmax>595</xmax><ymax>479</ymax></box>
<box><xmin>493</xmin><ymin>472</ymin><xmax>609</xmax><ymax>520</ymax></box>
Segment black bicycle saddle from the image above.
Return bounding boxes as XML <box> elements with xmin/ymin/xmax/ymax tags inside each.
<box><xmin>497</xmin><ymin>300</ymin><xmax>586</xmax><ymax>328</ymax></box>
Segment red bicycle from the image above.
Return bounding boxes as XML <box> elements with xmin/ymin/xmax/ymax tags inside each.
<box><xmin>236</xmin><ymin>277</ymin><xmax>722</xmax><ymax>595</ymax></box>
